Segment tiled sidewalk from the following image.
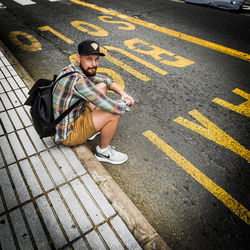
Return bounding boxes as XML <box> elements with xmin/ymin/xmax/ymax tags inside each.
<box><xmin>0</xmin><ymin>48</ymin><xmax>142</xmax><ymax>249</ymax></box>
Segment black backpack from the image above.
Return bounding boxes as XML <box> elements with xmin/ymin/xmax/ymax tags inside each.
<box><xmin>25</xmin><ymin>71</ymin><xmax>81</xmax><ymax>139</ymax></box>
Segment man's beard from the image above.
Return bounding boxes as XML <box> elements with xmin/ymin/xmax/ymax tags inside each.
<box><xmin>81</xmin><ymin>65</ymin><xmax>97</xmax><ymax>77</ymax></box>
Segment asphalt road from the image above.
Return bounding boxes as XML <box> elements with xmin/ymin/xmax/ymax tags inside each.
<box><xmin>0</xmin><ymin>0</ymin><xmax>249</xmax><ymax>249</ymax></box>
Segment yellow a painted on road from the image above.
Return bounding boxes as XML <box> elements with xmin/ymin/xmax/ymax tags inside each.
<box><xmin>71</xmin><ymin>20</ymin><xmax>108</xmax><ymax>36</ymax></box>
<box><xmin>124</xmin><ymin>38</ymin><xmax>195</xmax><ymax>68</ymax></box>
<box><xmin>98</xmin><ymin>16</ymin><xmax>136</xmax><ymax>30</ymax></box>
<box><xmin>174</xmin><ymin>110</ymin><xmax>250</xmax><ymax>163</ymax></box>
<box><xmin>9</xmin><ymin>31</ymin><xmax>41</xmax><ymax>52</ymax></box>
<box><xmin>143</xmin><ymin>130</ymin><xmax>250</xmax><ymax>224</ymax></box>
<box><xmin>213</xmin><ymin>88</ymin><xmax>250</xmax><ymax>118</ymax></box>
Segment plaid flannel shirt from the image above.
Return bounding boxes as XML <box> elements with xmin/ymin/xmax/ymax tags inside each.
<box><xmin>53</xmin><ymin>61</ymin><xmax>129</xmax><ymax>142</ymax></box>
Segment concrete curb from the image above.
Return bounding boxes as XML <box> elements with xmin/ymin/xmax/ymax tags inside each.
<box><xmin>1</xmin><ymin>40</ymin><xmax>170</xmax><ymax>250</ymax></box>
<box><xmin>74</xmin><ymin>145</ymin><xmax>170</xmax><ymax>250</ymax></box>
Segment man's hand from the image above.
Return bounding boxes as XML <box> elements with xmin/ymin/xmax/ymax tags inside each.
<box><xmin>121</xmin><ymin>92</ymin><xmax>135</xmax><ymax>107</ymax></box>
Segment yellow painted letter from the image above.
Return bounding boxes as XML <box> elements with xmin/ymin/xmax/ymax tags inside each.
<box><xmin>98</xmin><ymin>16</ymin><xmax>136</xmax><ymax>30</ymax></box>
<box><xmin>39</xmin><ymin>26</ymin><xmax>74</xmax><ymax>44</ymax></box>
<box><xmin>174</xmin><ymin>109</ymin><xmax>250</xmax><ymax>163</ymax></box>
<box><xmin>9</xmin><ymin>31</ymin><xmax>41</xmax><ymax>52</ymax></box>
<box><xmin>124</xmin><ymin>38</ymin><xmax>194</xmax><ymax>67</ymax></box>
<box><xmin>212</xmin><ymin>88</ymin><xmax>250</xmax><ymax>118</ymax></box>
<box><xmin>71</xmin><ymin>20</ymin><xmax>108</xmax><ymax>36</ymax></box>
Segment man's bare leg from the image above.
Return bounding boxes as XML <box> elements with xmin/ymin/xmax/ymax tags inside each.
<box><xmin>90</xmin><ymin>82</ymin><xmax>120</xmax><ymax>149</ymax></box>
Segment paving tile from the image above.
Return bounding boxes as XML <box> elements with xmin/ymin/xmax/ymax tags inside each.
<box><xmin>8</xmin><ymin>132</ymin><xmax>26</xmax><ymax>160</ymax></box>
<box><xmin>36</xmin><ymin>195</ymin><xmax>67</xmax><ymax>249</ymax></box>
<box><xmin>16</xmin><ymin>106</ymin><xmax>32</xmax><ymax>127</ymax></box>
<box><xmin>0</xmin><ymin>70</ymin><xmax>4</xmax><ymax>79</ymax></box>
<box><xmin>7</xmin><ymin>109</ymin><xmax>23</xmax><ymax>130</ymax></box>
<box><xmin>0</xmin><ymin>153</ymin><xmax>4</xmax><ymax>168</ymax></box>
<box><xmin>71</xmin><ymin>179</ymin><xmax>104</xmax><ymax>225</ymax></box>
<box><xmin>48</xmin><ymin>190</ymin><xmax>80</xmax><ymax>241</ymax></box>
<box><xmin>43</xmin><ymin>137</ymin><xmax>56</xmax><ymax>148</ymax></box>
<box><xmin>15</xmin><ymin>89</ymin><xmax>26</xmax><ymax>104</ymax></box>
<box><xmin>7</xmin><ymin>91</ymin><xmax>21</xmax><ymax>108</ymax></box>
<box><xmin>1</xmin><ymin>67</ymin><xmax>11</xmax><ymax>78</ymax></box>
<box><xmin>0</xmin><ymin>59</ymin><xmax>4</xmax><ymax>67</ymax></box>
<box><xmin>0</xmin><ymin>135</ymin><xmax>15</xmax><ymax>165</ymax></box>
<box><xmin>9</xmin><ymin>163</ymin><xmax>30</xmax><ymax>203</ymax></box>
<box><xmin>22</xmin><ymin>87</ymin><xmax>29</xmax><ymax>97</ymax></box>
<box><xmin>0</xmin><ymin>124</ymin><xmax>3</xmax><ymax>136</ymax></box>
<box><xmin>40</xmin><ymin>151</ymin><xmax>65</xmax><ymax>185</ymax></box>
<box><xmin>17</xmin><ymin>129</ymin><xmax>36</xmax><ymax>156</ymax></box>
<box><xmin>59</xmin><ymin>145</ymin><xmax>87</xmax><ymax>175</ymax></box>
<box><xmin>59</xmin><ymin>184</ymin><xmax>92</xmax><ymax>234</ymax></box>
<box><xmin>110</xmin><ymin>215</ymin><xmax>142</xmax><ymax>250</ymax></box>
<box><xmin>98</xmin><ymin>222</ymin><xmax>124</xmax><ymax>250</ymax></box>
<box><xmin>26</xmin><ymin>126</ymin><xmax>46</xmax><ymax>152</ymax></box>
<box><xmin>7</xmin><ymin>76</ymin><xmax>19</xmax><ymax>90</ymax></box>
<box><xmin>0</xmin><ymin>168</ymin><xmax>18</xmax><ymax>210</ymax></box>
<box><xmin>0</xmin><ymin>100</ymin><xmax>4</xmax><ymax>112</ymax></box>
<box><xmin>0</xmin><ymin>93</ymin><xmax>13</xmax><ymax>109</ymax></box>
<box><xmin>1</xmin><ymin>57</ymin><xmax>10</xmax><ymax>66</ymax></box>
<box><xmin>13</xmin><ymin>75</ymin><xmax>25</xmax><ymax>88</ymax></box>
<box><xmin>0</xmin><ymin>78</ymin><xmax>11</xmax><ymax>92</ymax></box>
<box><xmin>0</xmin><ymin>215</ymin><xmax>16</xmax><ymax>250</ymax></box>
<box><xmin>81</xmin><ymin>174</ymin><xmax>115</xmax><ymax>218</ymax></box>
<box><xmin>86</xmin><ymin>230</ymin><xmax>106</xmax><ymax>250</ymax></box>
<box><xmin>72</xmin><ymin>237</ymin><xmax>88</xmax><ymax>249</ymax></box>
<box><xmin>20</xmin><ymin>159</ymin><xmax>43</xmax><ymax>197</ymax></box>
<box><xmin>23</xmin><ymin>202</ymin><xmax>51</xmax><ymax>249</ymax></box>
<box><xmin>50</xmin><ymin>147</ymin><xmax>76</xmax><ymax>181</ymax></box>
<box><xmin>0</xmin><ymin>194</ymin><xmax>4</xmax><ymax>214</ymax></box>
<box><xmin>10</xmin><ymin>208</ymin><xmax>34</xmax><ymax>249</ymax></box>
<box><xmin>30</xmin><ymin>155</ymin><xmax>54</xmax><ymax>191</ymax></box>
<box><xmin>0</xmin><ymin>81</ymin><xmax>4</xmax><ymax>93</ymax></box>
<box><xmin>0</xmin><ymin>111</ymin><xmax>14</xmax><ymax>133</ymax></box>
<box><xmin>7</xmin><ymin>65</ymin><xmax>17</xmax><ymax>76</ymax></box>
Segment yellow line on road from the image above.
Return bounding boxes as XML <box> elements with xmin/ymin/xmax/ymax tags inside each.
<box><xmin>70</xmin><ymin>0</ymin><xmax>250</xmax><ymax>62</ymax></box>
<box><xmin>143</xmin><ymin>130</ymin><xmax>250</xmax><ymax>225</ymax></box>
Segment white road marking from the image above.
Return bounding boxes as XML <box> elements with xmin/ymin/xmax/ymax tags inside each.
<box><xmin>12</xmin><ymin>0</ymin><xmax>36</xmax><ymax>5</ymax></box>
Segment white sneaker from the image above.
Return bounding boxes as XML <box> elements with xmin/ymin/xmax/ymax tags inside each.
<box><xmin>95</xmin><ymin>145</ymin><xmax>128</xmax><ymax>165</ymax></box>
<box><xmin>88</xmin><ymin>131</ymin><xmax>100</xmax><ymax>141</ymax></box>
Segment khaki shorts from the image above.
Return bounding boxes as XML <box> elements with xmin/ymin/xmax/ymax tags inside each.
<box><xmin>62</xmin><ymin>104</ymin><xmax>97</xmax><ymax>146</ymax></box>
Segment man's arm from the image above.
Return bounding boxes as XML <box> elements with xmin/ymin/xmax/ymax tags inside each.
<box><xmin>110</xmin><ymin>81</ymin><xmax>135</xmax><ymax>107</ymax></box>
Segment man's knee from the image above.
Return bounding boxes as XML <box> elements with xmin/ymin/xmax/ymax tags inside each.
<box><xmin>95</xmin><ymin>82</ymin><xmax>107</xmax><ymax>94</ymax></box>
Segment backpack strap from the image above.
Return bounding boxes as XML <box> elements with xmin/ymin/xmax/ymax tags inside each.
<box><xmin>53</xmin><ymin>71</ymin><xmax>82</xmax><ymax>127</ymax></box>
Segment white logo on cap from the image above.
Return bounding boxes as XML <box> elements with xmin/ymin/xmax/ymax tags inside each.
<box><xmin>91</xmin><ymin>43</ymin><xmax>98</xmax><ymax>50</ymax></box>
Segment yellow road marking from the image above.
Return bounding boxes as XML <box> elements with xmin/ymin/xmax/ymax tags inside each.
<box><xmin>70</xmin><ymin>0</ymin><xmax>250</xmax><ymax>62</ymax></box>
<box><xmin>100</xmin><ymin>47</ymin><xmax>151</xmax><ymax>82</ymax></box>
<box><xmin>174</xmin><ymin>109</ymin><xmax>250</xmax><ymax>163</ymax></box>
<box><xmin>213</xmin><ymin>88</ymin><xmax>250</xmax><ymax>118</ymax></box>
<box><xmin>39</xmin><ymin>26</ymin><xmax>74</xmax><ymax>44</ymax></box>
<box><xmin>103</xmin><ymin>45</ymin><xmax>168</xmax><ymax>75</ymax></box>
<box><xmin>9</xmin><ymin>31</ymin><xmax>41</xmax><ymax>52</ymax></box>
<box><xmin>143</xmin><ymin>130</ymin><xmax>250</xmax><ymax>224</ymax></box>
<box><xmin>124</xmin><ymin>38</ymin><xmax>195</xmax><ymax>67</ymax></box>
<box><xmin>71</xmin><ymin>20</ymin><xmax>108</xmax><ymax>36</ymax></box>
<box><xmin>98</xmin><ymin>16</ymin><xmax>136</xmax><ymax>30</ymax></box>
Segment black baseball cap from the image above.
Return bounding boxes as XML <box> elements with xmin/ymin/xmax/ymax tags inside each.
<box><xmin>78</xmin><ymin>40</ymin><xmax>105</xmax><ymax>56</ymax></box>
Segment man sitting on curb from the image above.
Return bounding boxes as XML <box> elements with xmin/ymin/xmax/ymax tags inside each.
<box><xmin>53</xmin><ymin>40</ymin><xmax>134</xmax><ymax>165</ymax></box>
